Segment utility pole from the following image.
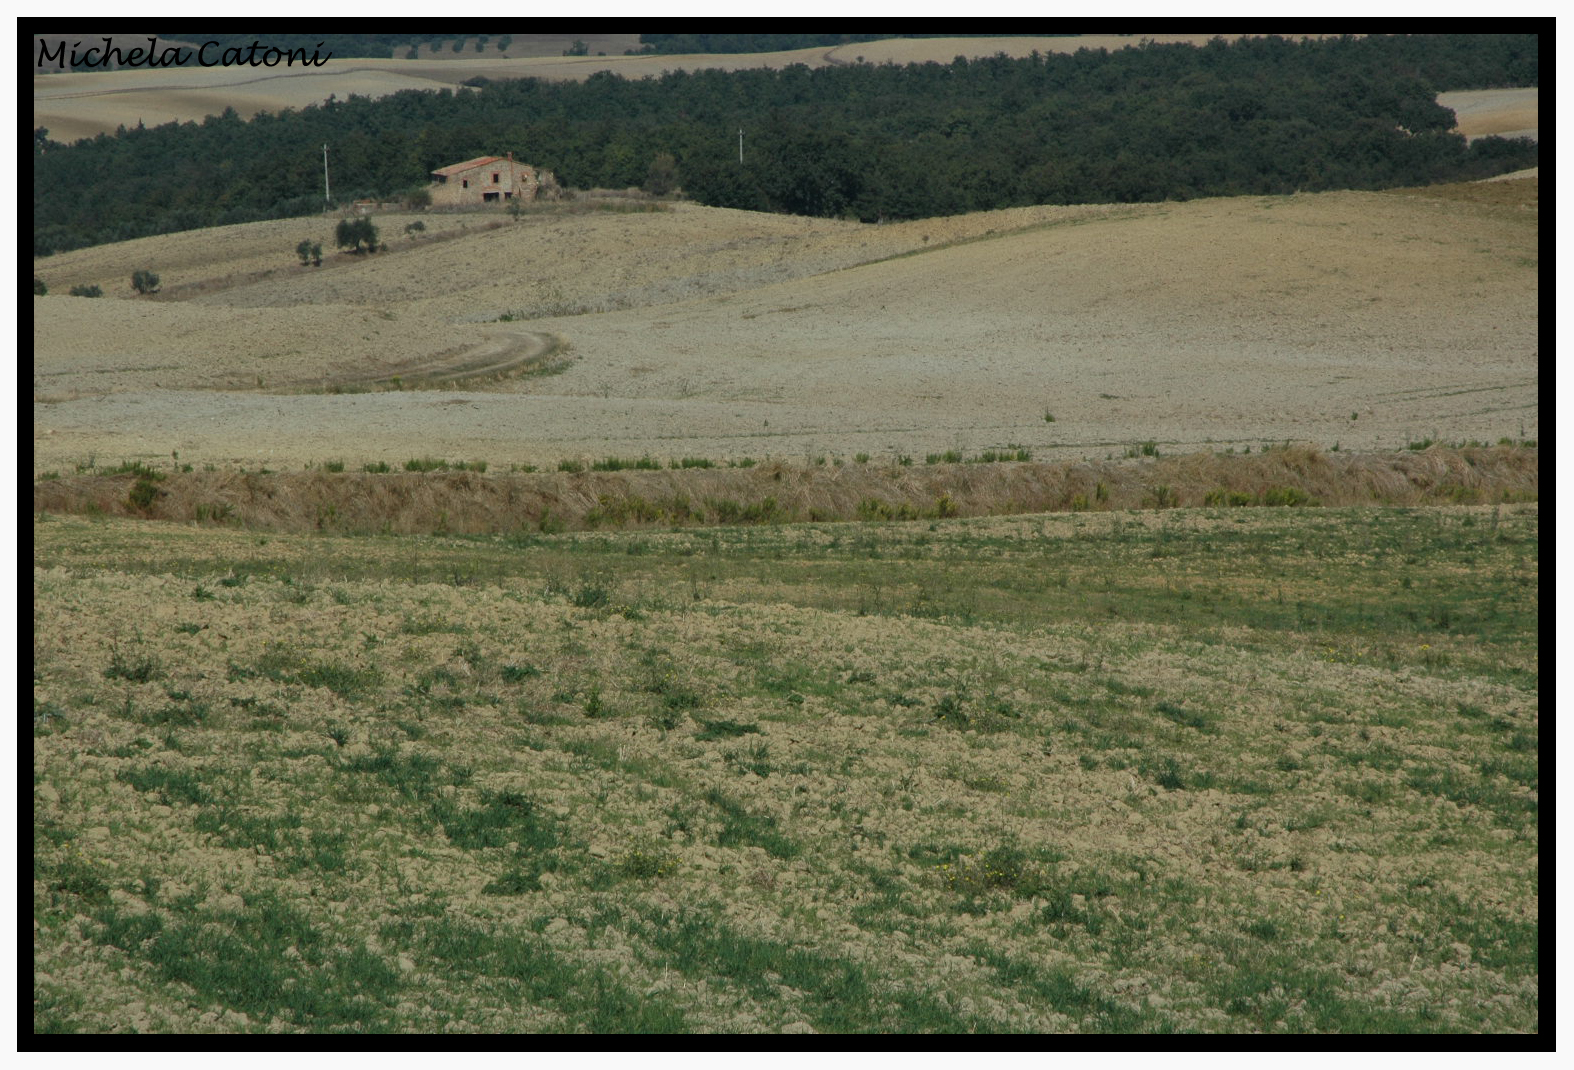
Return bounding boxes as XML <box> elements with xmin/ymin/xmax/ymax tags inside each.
<box><xmin>323</xmin><ymin>144</ymin><xmax>331</xmax><ymax>207</ymax></box>
<box><xmin>739</xmin><ymin>128</ymin><xmax>743</xmax><ymax>165</ymax></box>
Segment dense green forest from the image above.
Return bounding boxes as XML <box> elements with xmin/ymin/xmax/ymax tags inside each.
<box><xmin>34</xmin><ymin>34</ymin><xmax>1537</xmax><ymax>256</ymax></box>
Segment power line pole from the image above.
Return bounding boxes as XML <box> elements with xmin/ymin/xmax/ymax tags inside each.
<box><xmin>738</xmin><ymin>128</ymin><xmax>743</xmax><ymax>165</ymax></box>
<box><xmin>323</xmin><ymin>143</ymin><xmax>331</xmax><ymax>207</ymax></box>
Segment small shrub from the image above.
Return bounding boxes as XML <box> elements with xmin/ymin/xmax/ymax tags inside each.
<box><xmin>571</xmin><ymin>577</ymin><xmax>613</xmax><ymax>608</ymax></box>
<box><xmin>619</xmin><ymin>844</ymin><xmax>678</xmax><ymax>880</ymax></box>
<box><xmin>193</xmin><ymin>503</ymin><xmax>234</xmax><ymax>523</ymax></box>
<box><xmin>131</xmin><ymin>269</ymin><xmax>160</xmax><ymax>295</ymax></box>
<box><xmin>105</xmin><ymin>645</ymin><xmax>162</xmax><ymax>683</ymax></box>
<box><xmin>126</xmin><ymin>475</ymin><xmax>162</xmax><ymax>512</ymax></box>
<box><xmin>972</xmin><ymin>447</ymin><xmax>1031</xmax><ymax>462</ymax></box>
<box><xmin>695</xmin><ymin>718</ymin><xmax>761</xmax><ymax>741</ymax></box>
<box><xmin>1262</xmin><ymin>486</ymin><xmax>1313</xmax><ymax>507</ymax></box>
<box><xmin>34</xmin><ymin>700</ymin><xmax>66</xmax><ymax>736</ymax></box>
<box><xmin>33</xmin><ymin>276</ymin><xmax>46</xmax><ymax>296</ymax></box>
<box><xmin>857</xmin><ymin>498</ymin><xmax>891</xmax><ymax>521</ymax></box>
<box><xmin>69</xmin><ymin>284</ymin><xmax>103</xmax><ymax>298</ymax></box>
<box><xmin>591</xmin><ymin>455</ymin><xmax>661</xmax><ymax>472</ymax></box>
<box><xmin>363</xmin><ymin>461</ymin><xmax>392</xmax><ymax>473</ymax></box>
<box><xmin>934</xmin><ymin>692</ymin><xmax>970</xmax><ymax>729</ymax></box>
<box><xmin>937</xmin><ymin>846</ymin><xmax>1048</xmax><ymax>899</ymax></box>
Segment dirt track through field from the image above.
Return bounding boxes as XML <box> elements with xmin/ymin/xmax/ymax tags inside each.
<box><xmin>303</xmin><ymin>331</ymin><xmax>565</xmax><ymax>392</ymax></box>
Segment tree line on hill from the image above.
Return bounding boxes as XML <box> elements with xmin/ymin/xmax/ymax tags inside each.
<box><xmin>34</xmin><ymin>33</ymin><xmax>1538</xmax><ymax>256</ymax></box>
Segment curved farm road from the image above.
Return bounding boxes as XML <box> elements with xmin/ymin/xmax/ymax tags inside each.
<box><xmin>295</xmin><ymin>330</ymin><xmax>566</xmax><ymax>392</ymax></box>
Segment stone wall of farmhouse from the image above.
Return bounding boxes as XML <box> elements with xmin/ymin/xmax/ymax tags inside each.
<box><xmin>429</xmin><ymin>161</ymin><xmax>539</xmax><ymax>207</ymax></box>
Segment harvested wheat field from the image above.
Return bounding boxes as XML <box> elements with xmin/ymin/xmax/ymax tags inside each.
<box><xmin>32</xmin><ymin>177</ymin><xmax>1538</xmax><ymax>478</ymax></box>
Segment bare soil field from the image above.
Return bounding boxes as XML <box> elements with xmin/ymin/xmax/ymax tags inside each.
<box><xmin>33</xmin><ymin>178</ymin><xmax>1538</xmax><ymax>477</ymax></box>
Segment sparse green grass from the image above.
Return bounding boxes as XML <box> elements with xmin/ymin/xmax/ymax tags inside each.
<box><xmin>589</xmin><ymin>455</ymin><xmax>662</xmax><ymax>472</ymax></box>
<box><xmin>32</xmin><ymin>503</ymin><xmax>1538</xmax><ymax>1033</ymax></box>
<box><xmin>403</xmin><ymin>458</ymin><xmax>488</xmax><ymax>473</ymax></box>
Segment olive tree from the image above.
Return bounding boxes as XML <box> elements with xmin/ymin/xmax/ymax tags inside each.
<box><xmin>334</xmin><ymin>217</ymin><xmax>379</xmax><ymax>255</ymax></box>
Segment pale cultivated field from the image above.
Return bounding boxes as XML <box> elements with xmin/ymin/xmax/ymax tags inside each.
<box><xmin>33</xmin><ymin>179</ymin><xmax>1538</xmax><ymax>477</ymax></box>
<box><xmin>1437</xmin><ymin>88</ymin><xmax>1538</xmax><ymax>141</ymax></box>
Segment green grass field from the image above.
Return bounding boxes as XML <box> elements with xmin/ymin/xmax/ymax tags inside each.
<box><xmin>33</xmin><ymin>503</ymin><xmax>1538</xmax><ymax>1033</ymax></box>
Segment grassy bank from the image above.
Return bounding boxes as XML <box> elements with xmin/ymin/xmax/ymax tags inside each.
<box><xmin>34</xmin><ymin>445</ymin><xmax>1538</xmax><ymax>536</ymax></box>
<box><xmin>33</xmin><ymin>501</ymin><xmax>1538</xmax><ymax>1033</ymax></box>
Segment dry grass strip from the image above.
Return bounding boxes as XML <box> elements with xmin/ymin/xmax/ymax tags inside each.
<box><xmin>34</xmin><ymin>445</ymin><xmax>1537</xmax><ymax>537</ymax></box>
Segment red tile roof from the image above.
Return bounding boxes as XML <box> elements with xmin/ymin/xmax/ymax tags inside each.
<box><xmin>431</xmin><ymin>156</ymin><xmax>505</xmax><ymax>177</ymax></box>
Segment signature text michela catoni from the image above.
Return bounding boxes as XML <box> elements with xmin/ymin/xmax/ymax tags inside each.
<box><xmin>37</xmin><ymin>37</ymin><xmax>333</xmax><ymax>71</ymax></box>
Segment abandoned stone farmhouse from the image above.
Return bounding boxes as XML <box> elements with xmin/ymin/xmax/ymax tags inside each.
<box><xmin>427</xmin><ymin>154</ymin><xmax>542</xmax><ymax>207</ymax></box>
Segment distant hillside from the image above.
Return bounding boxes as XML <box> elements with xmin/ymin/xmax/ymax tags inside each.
<box><xmin>34</xmin><ymin>33</ymin><xmax>1538</xmax><ymax>255</ymax></box>
<box><xmin>628</xmin><ymin>33</ymin><xmax>1073</xmax><ymax>55</ymax></box>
